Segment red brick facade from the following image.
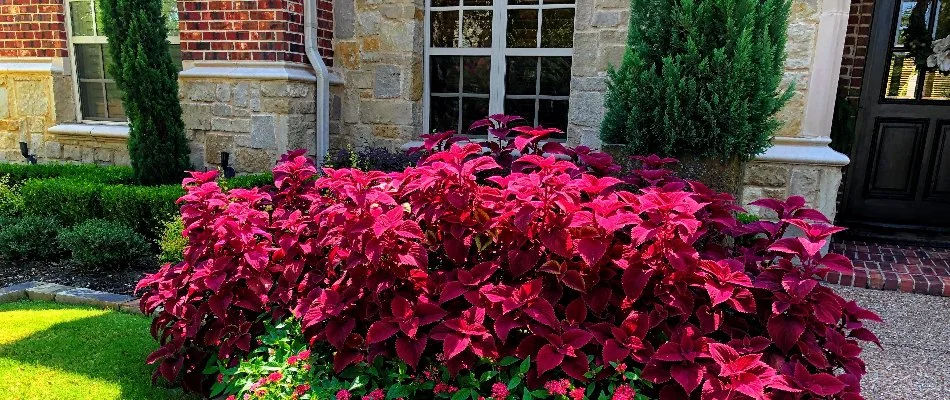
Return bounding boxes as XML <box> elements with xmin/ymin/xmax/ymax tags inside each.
<box><xmin>838</xmin><ymin>0</ymin><xmax>875</xmax><ymax>103</ymax></box>
<box><xmin>316</xmin><ymin>0</ymin><xmax>332</xmax><ymax>65</ymax></box>
<box><xmin>0</xmin><ymin>0</ymin><xmax>68</xmax><ymax>58</ymax></box>
<box><xmin>177</xmin><ymin>0</ymin><xmax>306</xmax><ymax>63</ymax></box>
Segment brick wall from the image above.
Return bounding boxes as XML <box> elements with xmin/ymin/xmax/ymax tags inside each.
<box><xmin>316</xmin><ymin>0</ymin><xmax>332</xmax><ymax>65</ymax></box>
<box><xmin>0</xmin><ymin>0</ymin><xmax>68</xmax><ymax>58</ymax></box>
<box><xmin>839</xmin><ymin>0</ymin><xmax>874</xmax><ymax>103</ymax></box>
<box><xmin>178</xmin><ymin>0</ymin><xmax>307</xmax><ymax>63</ymax></box>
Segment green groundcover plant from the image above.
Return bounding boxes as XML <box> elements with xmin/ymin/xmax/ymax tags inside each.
<box><xmin>58</xmin><ymin>219</ymin><xmax>152</xmax><ymax>269</ymax></box>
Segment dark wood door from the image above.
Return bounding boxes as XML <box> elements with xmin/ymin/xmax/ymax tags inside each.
<box><xmin>843</xmin><ymin>0</ymin><xmax>950</xmax><ymax>231</ymax></box>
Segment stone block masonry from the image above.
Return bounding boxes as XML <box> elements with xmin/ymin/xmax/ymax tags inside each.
<box><xmin>179</xmin><ymin>63</ymin><xmax>318</xmax><ymax>173</ymax></box>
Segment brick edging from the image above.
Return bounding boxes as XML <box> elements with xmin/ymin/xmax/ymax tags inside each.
<box><xmin>0</xmin><ymin>281</ymin><xmax>143</xmax><ymax>315</ymax></box>
<box><xmin>823</xmin><ymin>269</ymin><xmax>950</xmax><ymax>297</ymax></box>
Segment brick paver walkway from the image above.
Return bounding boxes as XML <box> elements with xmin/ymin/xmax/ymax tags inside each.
<box><xmin>827</xmin><ymin>240</ymin><xmax>950</xmax><ymax>297</ymax></box>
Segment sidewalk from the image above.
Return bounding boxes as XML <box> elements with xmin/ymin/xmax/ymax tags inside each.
<box><xmin>834</xmin><ymin>286</ymin><xmax>950</xmax><ymax>399</ymax></box>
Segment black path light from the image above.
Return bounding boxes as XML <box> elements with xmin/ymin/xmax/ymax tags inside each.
<box><xmin>19</xmin><ymin>142</ymin><xmax>36</xmax><ymax>164</ymax></box>
<box><xmin>220</xmin><ymin>151</ymin><xmax>236</xmax><ymax>178</ymax></box>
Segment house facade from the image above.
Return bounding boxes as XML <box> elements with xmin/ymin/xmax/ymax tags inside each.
<box><xmin>2</xmin><ymin>0</ymin><xmax>939</xmax><ymax>232</ymax></box>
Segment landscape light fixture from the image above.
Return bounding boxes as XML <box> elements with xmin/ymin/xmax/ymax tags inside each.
<box><xmin>220</xmin><ymin>151</ymin><xmax>236</xmax><ymax>178</ymax></box>
<box><xmin>19</xmin><ymin>142</ymin><xmax>36</xmax><ymax>164</ymax></box>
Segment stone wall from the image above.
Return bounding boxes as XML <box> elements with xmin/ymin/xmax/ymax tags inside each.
<box><xmin>179</xmin><ymin>65</ymin><xmax>317</xmax><ymax>173</ymax></box>
<box><xmin>744</xmin><ymin>158</ymin><xmax>844</xmax><ymax>219</ymax></box>
<box><xmin>329</xmin><ymin>0</ymin><xmax>425</xmax><ymax>151</ymax></box>
<box><xmin>0</xmin><ymin>70</ymin><xmax>56</xmax><ymax>161</ymax></box>
<box><xmin>566</xmin><ymin>0</ymin><xmax>629</xmax><ymax>148</ymax></box>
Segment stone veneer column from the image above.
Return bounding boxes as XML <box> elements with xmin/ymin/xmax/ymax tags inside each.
<box><xmin>179</xmin><ymin>62</ymin><xmax>318</xmax><ymax>173</ymax></box>
<box><xmin>742</xmin><ymin>0</ymin><xmax>852</xmax><ymax>221</ymax></box>
<box><xmin>567</xmin><ymin>0</ymin><xmax>629</xmax><ymax>148</ymax></box>
<box><xmin>329</xmin><ymin>0</ymin><xmax>425</xmax><ymax>150</ymax></box>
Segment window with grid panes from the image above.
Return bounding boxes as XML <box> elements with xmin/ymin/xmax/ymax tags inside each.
<box><xmin>426</xmin><ymin>0</ymin><xmax>575</xmax><ymax>138</ymax></box>
<box><xmin>67</xmin><ymin>0</ymin><xmax>183</xmax><ymax>122</ymax></box>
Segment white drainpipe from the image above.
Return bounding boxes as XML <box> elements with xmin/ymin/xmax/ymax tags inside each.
<box><xmin>303</xmin><ymin>0</ymin><xmax>331</xmax><ymax>167</ymax></box>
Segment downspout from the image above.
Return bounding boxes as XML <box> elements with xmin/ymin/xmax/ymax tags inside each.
<box><xmin>303</xmin><ymin>0</ymin><xmax>330</xmax><ymax>167</ymax></box>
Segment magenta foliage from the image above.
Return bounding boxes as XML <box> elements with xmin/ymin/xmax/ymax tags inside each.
<box><xmin>138</xmin><ymin>118</ymin><xmax>880</xmax><ymax>399</ymax></box>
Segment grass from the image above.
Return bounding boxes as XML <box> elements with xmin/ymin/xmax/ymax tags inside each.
<box><xmin>0</xmin><ymin>300</ymin><xmax>194</xmax><ymax>400</ymax></box>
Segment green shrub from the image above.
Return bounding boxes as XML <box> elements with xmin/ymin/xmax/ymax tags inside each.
<box><xmin>222</xmin><ymin>173</ymin><xmax>273</xmax><ymax>190</ymax></box>
<box><xmin>58</xmin><ymin>219</ymin><xmax>151</xmax><ymax>269</ymax></box>
<box><xmin>0</xmin><ymin>163</ymin><xmax>134</xmax><ymax>185</ymax></box>
<box><xmin>157</xmin><ymin>217</ymin><xmax>186</xmax><ymax>264</ymax></box>
<box><xmin>20</xmin><ymin>178</ymin><xmax>102</xmax><ymax>226</ymax></box>
<box><xmin>101</xmin><ymin>0</ymin><xmax>189</xmax><ymax>185</ymax></box>
<box><xmin>0</xmin><ymin>216</ymin><xmax>63</xmax><ymax>261</ymax></box>
<box><xmin>101</xmin><ymin>184</ymin><xmax>182</xmax><ymax>239</ymax></box>
<box><xmin>601</xmin><ymin>0</ymin><xmax>794</xmax><ymax>161</ymax></box>
<box><xmin>0</xmin><ymin>175</ymin><xmax>23</xmax><ymax>218</ymax></box>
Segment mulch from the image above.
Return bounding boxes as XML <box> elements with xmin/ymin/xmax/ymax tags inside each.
<box><xmin>0</xmin><ymin>259</ymin><xmax>160</xmax><ymax>296</ymax></box>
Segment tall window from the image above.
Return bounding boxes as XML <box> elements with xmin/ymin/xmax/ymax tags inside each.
<box><xmin>426</xmin><ymin>0</ymin><xmax>575</xmax><ymax>137</ymax></box>
<box><xmin>66</xmin><ymin>0</ymin><xmax>182</xmax><ymax>122</ymax></box>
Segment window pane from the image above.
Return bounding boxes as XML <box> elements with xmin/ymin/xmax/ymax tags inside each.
<box><xmin>163</xmin><ymin>0</ymin><xmax>180</xmax><ymax>35</ymax></box>
<box><xmin>102</xmin><ymin>44</ymin><xmax>115</xmax><ymax>79</ymax></box>
<box><xmin>507</xmin><ymin>9</ymin><xmax>538</xmax><ymax>48</ymax></box>
<box><xmin>430</xmin><ymin>56</ymin><xmax>460</xmax><ymax>94</ymax></box>
<box><xmin>461</xmin><ymin>10</ymin><xmax>492</xmax><ymax>48</ymax></box>
<box><xmin>431</xmin><ymin>0</ymin><xmax>458</xmax><ymax>6</ymax></box>
<box><xmin>79</xmin><ymin>82</ymin><xmax>107</xmax><ymax>119</ymax></box>
<box><xmin>538</xmin><ymin>99</ymin><xmax>569</xmax><ymax>135</ymax></box>
<box><xmin>539</xmin><ymin>56</ymin><xmax>572</xmax><ymax>96</ymax></box>
<box><xmin>541</xmin><ymin>8</ymin><xmax>575</xmax><ymax>48</ymax></box>
<box><xmin>95</xmin><ymin>0</ymin><xmax>106</xmax><ymax>36</ymax></box>
<box><xmin>169</xmin><ymin>44</ymin><xmax>183</xmax><ymax>71</ymax></box>
<box><xmin>505</xmin><ymin>57</ymin><xmax>538</xmax><ymax>95</ymax></box>
<box><xmin>75</xmin><ymin>44</ymin><xmax>104</xmax><ymax>79</ymax></box>
<box><xmin>431</xmin><ymin>11</ymin><xmax>459</xmax><ymax>48</ymax></box>
<box><xmin>462</xmin><ymin>56</ymin><xmax>491</xmax><ymax>94</ymax></box>
<box><xmin>464</xmin><ymin>0</ymin><xmax>492</xmax><ymax>5</ymax></box>
<box><xmin>69</xmin><ymin>0</ymin><xmax>95</xmax><ymax>36</ymax></box>
<box><xmin>430</xmin><ymin>96</ymin><xmax>460</xmax><ymax>132</ymax></box>
<box><xmin>543</xmin><ymin>0</ymin><xmax>576</xmax><ymax>3</ymax></box>
<box><xmin>505</xmin><ymin>98</ymin><xmax>537</xmax><ymax>126</ymax></box>
<box><xmin>462</xmin><ymin>97</ymin><xmax>490</xmax><ymax>134</ymax></box>
<box><xmin>884</xmin><ymin>52</ymin><xmax>918</xmax><ymax>99</ymax></box>
<box><xmin>936</xmin><ymin>0</ymin><xmax>948</xmax><ymax>38</ymax></box>
<box><xmin>508</xmin><ymin>0</ymin><xmax>539</xmax><ymax>4</ymax></box>
<box><xmin>922</xmin><ymin>71</ymin><xmax>950</xmax><ymax>99</ymax></box>
<box><xmin>106</xmin><ymin>83</ymin><xmax>126</xmax><ymax>120</ymax></box>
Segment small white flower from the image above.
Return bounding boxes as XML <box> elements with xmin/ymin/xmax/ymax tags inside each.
<box><xmin>929</xmin><ymin>35</ymin><xmax>950</xmax><ymax>72</ymax></box>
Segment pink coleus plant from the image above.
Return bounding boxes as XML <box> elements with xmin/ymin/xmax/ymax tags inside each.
<box><xmin>137</xmin><ymin>116</ymin><xmax>880</xmax><ymax>399</ymax></box>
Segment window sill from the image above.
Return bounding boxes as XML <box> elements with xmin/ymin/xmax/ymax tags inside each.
<box><xmin>47</xmin><ymin>123</ymin><xmax>130</xmax><ymax>139</ymax></box>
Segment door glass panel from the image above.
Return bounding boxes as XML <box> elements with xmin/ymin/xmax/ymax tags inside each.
<box><xmin>922</xmin><ymin>70</ymin><xmax>950</xmax><ymax>98</ymax></box>
<box><xmin>884</xmin><ymin>52</ymin><xmax>919</xmax><ymax>99</ymax></box>
<box><xmin>461</xmin><ymin>10</ymin><xmax>493</xmax><ymax>48</ymax></box>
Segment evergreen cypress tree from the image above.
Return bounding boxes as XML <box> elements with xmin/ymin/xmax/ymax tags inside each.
<box><xmin>601</xmin><ymin>0</ymin><xmax>794</xmax><ymax>161</ymax></box>
<box><xmin>100</xmin><ymin>0</ymin><xmax>189</xmax><ymax>185</ymax></box>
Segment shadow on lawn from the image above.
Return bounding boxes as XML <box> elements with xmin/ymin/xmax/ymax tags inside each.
<box><xmin>0</xmin><ymin>303</ymin><xmax>194</xmax><ymax>400</ymax></box>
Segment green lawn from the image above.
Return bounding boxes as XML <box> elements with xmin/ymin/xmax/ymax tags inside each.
<box><xmin>0</xmin><ymin>300</ymin><xmax>193</xmax><ymax>400</ymax></box>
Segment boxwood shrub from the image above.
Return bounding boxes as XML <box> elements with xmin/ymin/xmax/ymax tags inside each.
<box><xmin>0</xmin><ymin>163</ymin><xmax>135</xmax><ymax>184</ymax></box>
<box><xmin>0</xmin><ymin>215</ymin><xmax>63</xmax><ymax>261</ymax></box>
<box><xmin>58</xmin><ymin>219</ymin><xmax>151</xmax><ymax>269</ymax></box>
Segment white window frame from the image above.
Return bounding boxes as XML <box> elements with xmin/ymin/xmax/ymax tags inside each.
<box><xmin>423</xmin><ymin>0</ymin><xmax>575</xmax><ymax>135</ymax></box>
<box><xmin>64</xmin><ymin>0</ymin><xmax>181</xmax><ymax>125</ymax></box>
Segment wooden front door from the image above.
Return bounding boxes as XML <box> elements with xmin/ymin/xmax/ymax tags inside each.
<box><xmin>842</xmin><ymin>0</ymin><xmax>950</xmax><ymax>232</ymax></box>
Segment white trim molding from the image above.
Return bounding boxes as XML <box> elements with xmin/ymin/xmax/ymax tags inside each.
<box><xmin>754</xmin><ymin>136</ymin><xmax>850</xmax><ymax>167</ymax></box>
<box><xmin>48</xmin><ymin>123</ymin><xmax>130</xmax><ymax>139</ymax></box>
<box><xmin>179</xmin><ymin>61</ymin><xmax>318</xmax><ymax>82</ymax></box>
<box><xmin>0</xmin><ymin>57</ymin><xmax>66</xmax><ymax>74</ymax></box>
